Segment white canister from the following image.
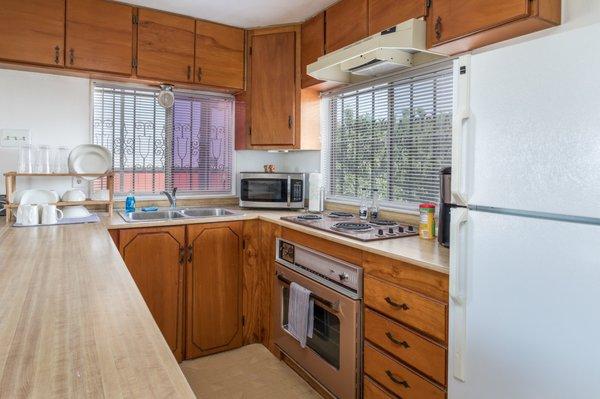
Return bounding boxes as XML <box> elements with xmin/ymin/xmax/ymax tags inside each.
<box><xmin>40</xmin><ymin>204</ymin><xmax>64</xmax><ymax>225</ymax></box>
<box><xmin>16</xmin><ymin>204</ymin><xmax>39</xmax><ymax>225</ymax></box>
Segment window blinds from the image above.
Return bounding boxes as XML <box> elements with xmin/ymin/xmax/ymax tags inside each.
<box><xmin>92</xmin><ymin>83</ymin><xmax>234</xmax><ymax>196</ymax></box>
<box><xmin>322</xmin><ymin>65</ymin><xmax>453</xmax><ymax>209</ymax></box>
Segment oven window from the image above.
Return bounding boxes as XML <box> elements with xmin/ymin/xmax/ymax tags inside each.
<box><xmin>241</xmin><ymin>179</ymin><xmax>287</xmax><ymax>202</ymax></box>
<box><xmin>282</xmin><ymin>286</ymin><xmax>341</xmax><ymax>369</ymax></box>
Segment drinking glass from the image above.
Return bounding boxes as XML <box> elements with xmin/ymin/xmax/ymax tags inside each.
<box><xmin>17</xmin><ymin>144</ymin><xmax>34</xmax><ymax>173</ymax></box>
<box><xmin>53</xmin><ymin>146</ymin><xmax>69</xmax><ymax>173</ymax></box>
<box><xmin>36</xmin><ymin>145</ymin><xmax>51</xmax><ymax>174</ymax></box>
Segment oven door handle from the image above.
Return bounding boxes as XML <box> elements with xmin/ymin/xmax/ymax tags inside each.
<box><xmin>286</xmin><ymin>176</ymin><xmax>291</xmax><ymax>208</ymax></box>
<box><xmin>277</xmin><ymin>273</ymin><xmax>340</xmax><ymax>312</ymax></box>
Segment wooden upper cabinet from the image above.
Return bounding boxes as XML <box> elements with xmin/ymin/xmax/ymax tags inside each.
<box><xmin>250</xmin><ymin>31</ymin><xmax>296</xmax><ymax>146</ymax></box>
<box><xmin>427</xmin><ymin>0</ymin><xmax>561</xmax><ymax>54</ymax></box>
<box><xmin>137</xmin><ymin>9</ymin><xmax>195</xmax><ymax>83</ymax></box>
<box><xmin>186</xmin><ymin>222</ymin><xmax>243</xmax><ymax>359</ymax></box>
<box><xmin>301</xmin><ymin>12</ymin><xmax>325</xmax><ymax>89</ymax></box>
<box><xmin>0</xmin><ymin>0</ymin><xmax>65</xmax><ymax>66</ymax></box>
<box><xmin>325</xmin><ymin>0</ymin><xmax>368</xmax><ymax>53</ymax></box>
<box><xmin>119</xmin><ymin>226</ymin><xmax>186</xmax><ymax>362</ymax></box>
<box><xmin>368</xmin><ymin>0</ymin><xmax>428</xmax><ymax>35</ymax></box>
<box><xmin>195</xmin><ymin>21</ymin><xmax>244</xmax><ymax>90</ymax></box>
<box><xmin>66</xmin><ymin>0</ymin><xmax>133</xmax><ymax>75</ymax></box>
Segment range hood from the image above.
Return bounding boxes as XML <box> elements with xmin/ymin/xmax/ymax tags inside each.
<box><xmin>307</xmin><ymin>19</ymin><xmax>445</xmax><ymax>84</ymax></box>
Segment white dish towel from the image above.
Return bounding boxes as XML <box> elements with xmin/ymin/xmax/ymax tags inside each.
<box><xmin>287</xmin><ymin>282</ymin><xmax>314</xmax><ymax>348</ymax></box>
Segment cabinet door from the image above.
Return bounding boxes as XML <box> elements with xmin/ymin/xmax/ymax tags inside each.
<box><xmin>250</xmin><ymin>32</ymin><xmax>296</xmax><ymax>146</ymax></box>
<box><xmin>368</xmin><ymin>0</ymin><xmax>428</xmax><ymax>35</ymax></box>
<box><xmin>186</xmin><ymin>222</ymin><xmax>243</xmax><ymax>359</ymax></box>
<box><xmin>428</xmin><ymin>0</ymin><xmax>530</xmax><ymax>46</ymax></box>
<box><xmin>325</xmin><ymin>0</ymin><xmax>368</xmax><ymax>53</ymax></box>
<box><xmin>137</xmin><ymin>9</ymin><xmax>195</xmax><ymax>83</ymax></box>
<box><xmin>301</xmin><ymin>12</ymin><xmax>325</xmax><ymax>89</ymax></box>
<box><xmin>119</xmin><ymin>226</ymin><xmax>185</xmax><ymax>362</ymax></box>
<box><xmin>195</xmin><ymin>21</ymin><xmax>244</xmax><ymax>90</ymax></box>
<box><xmin>66</xmin><ymin>0</ymin><xmax>133</xmax><ymax>75</ymax></box>
<box><xmin>0</xmin><ymin>0</ymin><xmax>65</xmax><ymax>66</ymax></box>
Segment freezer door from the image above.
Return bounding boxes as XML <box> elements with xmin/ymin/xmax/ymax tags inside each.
<box><xmin>465</xmin><ymin>23</ymin><xmax>600</xmax><ymax>218</ymax></box>
<box><xmin>449</xmin><ymin>209</ymin><xmax>600</xmax><ymax>399</ymax></box>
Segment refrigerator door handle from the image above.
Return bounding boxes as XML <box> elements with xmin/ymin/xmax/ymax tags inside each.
<box><xmin>451</xmin><ymin>54</ymin><xmax>471</xmax><ymax>206</ymax></box>
<box><xmin>450</xmin><ymin>207</ymin><xmax>468</xmax><ymax>382</ymax></box>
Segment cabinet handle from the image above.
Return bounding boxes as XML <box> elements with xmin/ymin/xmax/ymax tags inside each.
<box><xmin>385</xmin><ymin>370</ymin><xmax>410</xmax><ymax>388</ymax></box>
<box><xmin>178</xmin><ymin>247</ymin><xmax>185</xmax><ymax>264</ymax></box>
<box><xmin>197</xmin><ymin>67</ymin><xmax>202</xmax><ymax>81</ymax></box>
<box><xmin>187</xmin><ymin>65</ymin><xmax>192</xmax><ymax>81</ymax></box>
<box><xmin>288</xmin><ymin>115</ymin><xmax>293</xmax><ymax>129</ymax></box>
<box><xmin>385</xmin><ymin>332</ymin><xmax>410</xmax><ymax>348</ymax></box>
<box><xmin>69</xmin><ymin>48</ymin><xmax>75</xmax><ymax>65</ymax></box>
<box><xmin>188</xmin><ymin>245</ymin><xmax>193</xmax><ymax>263</ymax></box>
<box><xmin>435</xmin><ymin>17</ymin><xmax>442</xmax><ymax>40</ymax></box>
<box><xmin>54</xmin><ymin>46</ymin><xmax>60</xmax><ymax>64</ymax></box>
<box><xmin>384</xmin><ymin>296</ymin><xmax>409</xmax><ymax>310</ymax></box>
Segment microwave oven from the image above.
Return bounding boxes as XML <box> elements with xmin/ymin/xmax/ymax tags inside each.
<box><xmin>239</xmin><ymin>172</ymin><xmax>305</xmax><ymax>209</ymax></box>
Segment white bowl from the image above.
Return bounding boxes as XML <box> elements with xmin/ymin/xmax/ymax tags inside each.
<box><xmin>19</xmin><ymin>189</ymin><xmax>59</xmax><ymax>205</ymax></box>
<box><xmin>62</xmin><ymin>189</ymin><xmax>86</xmax><ymax>202</ymax></box>
<box><xmin>62</xmin><ymin>206</ymin><xmax>90</xmax><ymax>219</ymax></box>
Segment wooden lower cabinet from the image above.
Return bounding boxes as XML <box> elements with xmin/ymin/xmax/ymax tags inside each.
<box><xmin>364</xmin><ymin>376</ymin><xmax>395</xmax><ymax>399</ymax></box>
<box><xmin>119</xmin><ymin>226</ymin><xmax>185</xmax><ymax>362</ymax></box>
<box><xmin>186</xmin><ymin>222</ymin><xmax>243</xmax><ymax>358</ymax></box>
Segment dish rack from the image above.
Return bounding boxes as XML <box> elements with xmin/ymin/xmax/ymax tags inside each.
<box><xmin>3</xmin><ymin>171</ymin><xmax>114</xmax><ymax>223</ymax></box>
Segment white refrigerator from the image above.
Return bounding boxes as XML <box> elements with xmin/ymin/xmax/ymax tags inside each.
<box><xmin>448</xmin><ymin>22</ymin><xmax>600</xmax><ymax>399</ymax></box>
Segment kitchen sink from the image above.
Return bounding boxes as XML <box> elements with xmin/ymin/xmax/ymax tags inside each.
<box><xmin>119</xmin><ymin>207</ymin><xmax>241</xmax><ymax>223</ymax></box>
<box><xmin>178</xmin><ymin>208</ymin><xmax>239</xmax><ymax>218</ymax></box>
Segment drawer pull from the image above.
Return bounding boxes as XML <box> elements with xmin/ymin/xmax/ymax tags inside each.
<box><xmin>385</xmin><ymin>332</ymin><xmax>410</xmax><ymax>348</ymax></box>
<box><xmin>385</xmin><ymin>370</ymin><xmax>410</xmax><ymax>388</ymax></box>
<box><xmin>385</xmin><ymin>296</ymin><xmax>409</xmax><ymax>310</ymax></box>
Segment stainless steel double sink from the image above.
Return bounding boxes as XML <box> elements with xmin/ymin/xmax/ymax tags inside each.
<box><xmin>119</xmin><ymin>207</ymin><xmax>242</xmax><ymax>223</ymax></box>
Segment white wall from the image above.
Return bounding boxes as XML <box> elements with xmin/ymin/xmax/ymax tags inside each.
<box><xmin>0</xmin><ymin>68</ymin><xmax>322</xmax><ymax>197</ymax></box>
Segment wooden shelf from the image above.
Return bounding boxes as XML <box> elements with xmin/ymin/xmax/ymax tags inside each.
<box><xmin>4</xmin><ymin>172</ymin><xmax>113</xmax><ymax>177</ymax></box>
<box><xmin>4</xmin><ymin>171</ymin><xmax>114</xmax><ymax>223</ymax></box>
<box><xmin>4</xmin><ymin>200</ymin><xmax>112</xmax><ymax>209</ymax></box>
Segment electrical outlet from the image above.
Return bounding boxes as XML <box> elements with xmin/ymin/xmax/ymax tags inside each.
<box><xmin>0</xmin><ymin>129</ymin><xmax>31</xmax><ymax>148</ymax></box>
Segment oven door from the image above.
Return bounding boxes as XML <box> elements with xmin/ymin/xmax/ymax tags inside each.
<box><xmin>272</xmin><ymin>262</ymin><xmax>360</xmax><ymax>399</ymax></box>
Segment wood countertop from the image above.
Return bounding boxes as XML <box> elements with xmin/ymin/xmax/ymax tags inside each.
<box><xmin>105</xmin><ymin>209</ymin><xmax>449</xmax><ymax>274</ymax></box>
<box><xmin>0</xmin><ymin>222</ymin><xmax>195</xmax><ymax>398</ymax></box>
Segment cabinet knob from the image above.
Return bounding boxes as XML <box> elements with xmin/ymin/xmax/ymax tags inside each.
<box><xmin>385</xmin><ymin>332</ymin><xmax>410</xmax><ymax>348</ymax></box>
<box><xmin>188</xmin><ymin>244</ymin><xmax>193</xmax><ymax>263</ymax></box>
<box><xmin>187</xmin><ymin>65</ymin><xmax>192</xmax><ymax>81</ymax></box>
<box><xmin>384</xmin><ymin>296</ymin><xmax>409</xmax><ymax>310</ymax></box>
<box><xmin>435</xmin><ymin>17</ymin><xmax>442</xmax><ymax>40</ymax></box>
<box><xmin>288</xmin><ymin>115</ymin><xmax>293</xmax><ymax>129</ymax></box>
<box><xmin>178</xmin><ymin>247</ymin><xmax>185</xmax><ymax>264</ymax></box>
<box><xmin>197</xmin><ymin>67</ymin><xmax>203</xmax><ymax>82</ymax></box>
<box><xmin>54</xmin><ymin>46</ymin><xmax>60</xmax><ymax>64</ymax></box>
<box><xmin>385</xmin><ymin>370</ymin><xmax>410</xmax><ymax>389</ymax></box>
<box><xmin>69</xmin><ymin>48</ymin><xmax>75</xmax><ymax>66</ymax></box>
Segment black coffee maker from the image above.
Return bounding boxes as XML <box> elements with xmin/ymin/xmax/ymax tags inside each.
<box><xmin>438</xmin><ymin>167</ymin><xmax>452</xmax><ymax>247</ymax></box>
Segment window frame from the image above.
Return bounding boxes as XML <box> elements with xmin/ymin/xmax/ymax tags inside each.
<box><xmin>89</xmin><ymin>80</ymin><xmax>237</xmax><ymax>199</ymax></box>
<box><xmin>321</xmin><ymin>60</ymin><xmax>454</xmax><ymax>214</ymax></box>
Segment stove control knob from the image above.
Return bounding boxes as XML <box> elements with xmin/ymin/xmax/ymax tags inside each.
<box><xmin>378</xmin><ymin>228</ymin><xmax>384</xmax><ymax>236</ymax></box>
<box><xmin>407</xmin><ymin>225</ymin><xmax>414</xmax><ymax>232</ymax></box>
<box><xmin>388</xmin><ymin>227</ymin><xmax>395</xmax><ymax>234</ymax></box>
<box><xmin>338</xmin><ymin>272</ymin><xmax>349</xmax><ymax>281</ymax></box>
<box><xmin>398</xmin><ymin>226</ymin><xmax>404</xmax><ymax>233</ymax></box>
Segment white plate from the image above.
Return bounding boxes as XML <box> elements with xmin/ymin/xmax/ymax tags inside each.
<box><xmin>68</xmin><ymin>144</ymin><xmax>111</xmax><ymax>180</ymax></box>
<box><xmin>62</xmin><ymin>206</ymin><xmax>90</xmax><ymax>218</ymax></box>
<box><xmin>19</xmin><ymin>189</ymin><xmax>59</xmax><ymax>205</ymax></box>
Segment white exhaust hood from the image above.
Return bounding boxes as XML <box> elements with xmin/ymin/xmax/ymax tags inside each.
<box><xmin>307</xmin><ymin>19</ymin><xmax>445</xmax><ymax>84</ymax></box>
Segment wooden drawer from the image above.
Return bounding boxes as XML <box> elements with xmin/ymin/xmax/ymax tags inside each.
<box><xmin>365</xmin><ymin>309</ymin><xmax>447</xmax><ymax>385</ymax></box>
<box><xmin>364</xmin><ymin>275</ymin><xmax>447</xmax><ymax>343</ymax></box>
<box><xmin>364</xmin><ymin>376</ymin><xmax>395</xmax><ymax>399</ymax></box>
<box><xmin>365</xmin><ymin>344</ymin><xmax>446</xmax><ymax>399</ymax></box>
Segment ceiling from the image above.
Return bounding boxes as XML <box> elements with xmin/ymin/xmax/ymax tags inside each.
<box><xmin>121</xmin><ymin>0</ymin><xmax>338</xmax><ymax>28</ymax></box>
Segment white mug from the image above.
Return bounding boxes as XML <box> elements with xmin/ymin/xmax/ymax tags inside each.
<box><xmin>16</xmin><ymin>204</ymin><xmax>39</xmax><ymax>225</ymax></box>
<box><xmin>40</xmin><ymin>204</ymin><xmax>64</xmax><ymax>225</ymax></box>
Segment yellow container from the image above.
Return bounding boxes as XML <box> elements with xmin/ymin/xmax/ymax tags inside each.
<box><xmin>419</xmin><ymin>203</ymin><xmax>436</xmax><ymax>240</ymax></box>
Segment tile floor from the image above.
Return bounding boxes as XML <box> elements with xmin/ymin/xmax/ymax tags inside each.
<box><xmin>180</xmin><ymin>344</ymin><xmax>322</xmax><ymax>398</ymax></box>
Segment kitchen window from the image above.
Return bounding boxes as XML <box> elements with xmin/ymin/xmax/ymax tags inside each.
<box><xmin>322</xmin><ymin>63</ymin><xmax>453</xmax><ymax>211</ymax></box>
<box><xmin>92</xmin><ymin>83</ymin><xmax>234</xmax><ymax>197</ymax></box>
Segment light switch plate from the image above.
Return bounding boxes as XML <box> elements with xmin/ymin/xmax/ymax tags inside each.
<box><xmin>1</xmin><ymin>129</ymin><xmax>31</xmax><ymax>148</ymax></box>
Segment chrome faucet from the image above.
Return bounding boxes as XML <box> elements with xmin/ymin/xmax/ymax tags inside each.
<box><xmin>161</xmin><ymin>187</ymin><xmax>178</xmax><ymax>209</ymax></box>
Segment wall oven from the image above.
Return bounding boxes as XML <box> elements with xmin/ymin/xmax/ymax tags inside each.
<box><xmin>272</xmin><ymin>238</ymin><xmax>362</xmax><ymax>399</ymax></box>
<box><xmin>239</xmin><ymin>172</ymin><xmax>305</xmax><ymax>209</ymax></box>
